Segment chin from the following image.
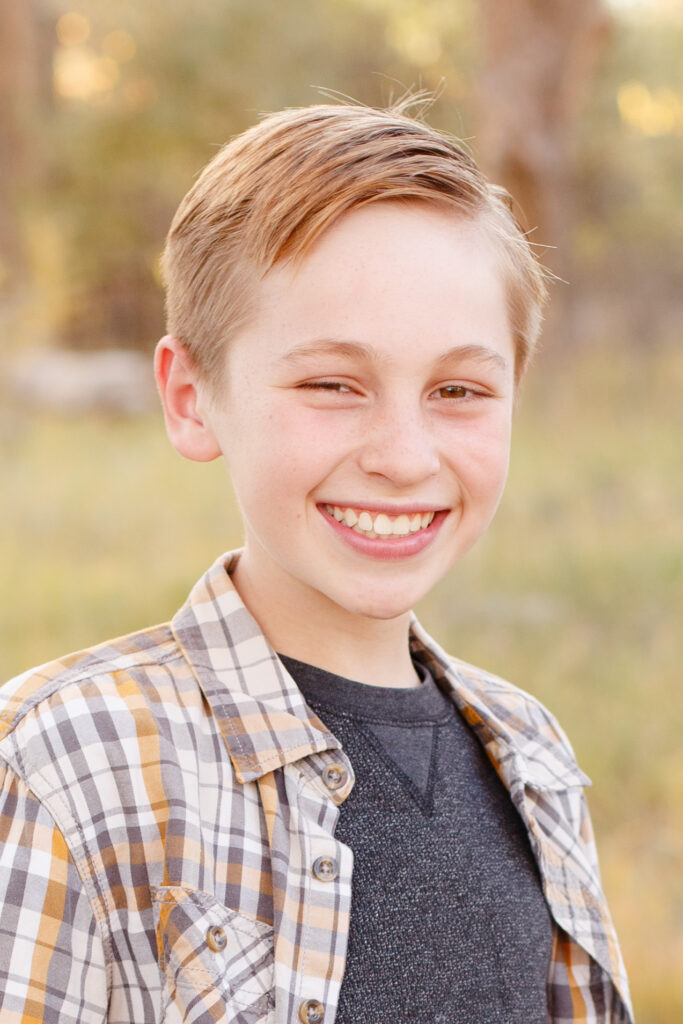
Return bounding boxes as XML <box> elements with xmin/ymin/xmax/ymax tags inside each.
<box><xmin>340</xmin><ymin>588</ymin><xmax>421</xmax><ymax>622</ymax></box>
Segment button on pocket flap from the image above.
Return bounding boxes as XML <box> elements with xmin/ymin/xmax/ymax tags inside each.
<box><xmin>152</xmin><ymin>886</ymin><xmax>274</xmax><ymax>1023</ymax></box>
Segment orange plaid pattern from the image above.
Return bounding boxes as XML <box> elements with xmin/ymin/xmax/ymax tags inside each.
<box><xmin>0</xmin><ymin>551</ymin><xmax>633</xmax><ymax>1023</ymax></box>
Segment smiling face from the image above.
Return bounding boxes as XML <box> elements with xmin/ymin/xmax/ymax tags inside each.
<box><xmin>198</xmin><ymin>202</ymin><xmax>516</xmax><ymax>639</ymax></box>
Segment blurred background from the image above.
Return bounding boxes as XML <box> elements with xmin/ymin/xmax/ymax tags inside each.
<box><xmin>0</xmin><ymin>0</ymin><xmax>681</xmax><ymax>1019</ymax></box>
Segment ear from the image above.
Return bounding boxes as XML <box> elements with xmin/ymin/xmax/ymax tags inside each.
<box><xmin>154</xmin><ymin>336</ymin><xmax>222</xmax><ymax>462</ymax></box>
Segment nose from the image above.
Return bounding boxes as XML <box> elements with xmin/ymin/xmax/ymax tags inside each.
<box><xmin>357</xmin><ymin>402</ymin><xmax>441</xmax><ymax>488</ymax></box>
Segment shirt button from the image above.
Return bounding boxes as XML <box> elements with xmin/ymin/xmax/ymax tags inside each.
<box><xmin>299</xmin><ymin>999</ymin><xmax>325</xmax><ymax>1024</ymax></box>
<box><xmin>206</xmin><ymin>925</ymin><xmax>227</xmax><ymax>952</ymax></box>
<box><xmin>321</xmin><ymin>763</ymin><xmax>347</xmax><ymax>791</ymax></box>
<box><xmin>312</xmin><ymin>855</ymin><xmax>339</xmax><ymax>882</ymax></box>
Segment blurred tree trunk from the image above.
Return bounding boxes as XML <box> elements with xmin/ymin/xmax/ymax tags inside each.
<box><xmin>475</xmin><ymin>0</ymin><xmax>610</xmax><ymax>347</ymax></box>
<box><xmin>0</xmin><ymin>0</ymin><xmax>51</xmax><ymax>295</ymax></box>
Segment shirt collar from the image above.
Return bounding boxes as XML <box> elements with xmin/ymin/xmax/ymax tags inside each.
<box><xmin>409</xmin><ymin>617</ymin><xmax>590</xmax><ymax>792</ymax></box>
<box><xmin>172</xmin><ymin>550</ymin><xmax>588</xmax><ymax>793</ymax></box>
<box><xmin>171</xmin><ymin>550</ymin><xmax>341</xmax><ymax>783</ymax></box>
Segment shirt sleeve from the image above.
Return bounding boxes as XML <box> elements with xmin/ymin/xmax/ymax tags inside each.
<box><xmin>0</xmin><ymin>761</ymin><xmax>108</xmax><ymax>1023</ymax></box>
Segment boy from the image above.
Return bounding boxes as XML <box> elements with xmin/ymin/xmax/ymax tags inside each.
<box><xmin>0</xmin><ymin>103</ymin><xmax>633</xmax><ymax>1023</ymax></box>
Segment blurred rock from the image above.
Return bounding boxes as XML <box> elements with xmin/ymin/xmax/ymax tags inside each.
<box><xmin>10</xmin><ymin>348</ymin><xmax>158</xmax><ymax>414</ymax></box>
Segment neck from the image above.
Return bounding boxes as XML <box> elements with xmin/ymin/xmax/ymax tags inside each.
<box><xmin>230</xmin><ymin>550</ymin><xmax>420</xmax><ymax>689</ymax></box>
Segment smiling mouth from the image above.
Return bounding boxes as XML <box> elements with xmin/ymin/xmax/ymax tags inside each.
<box><xmin>323</xmin><ymin>504</ymin><xmax>438</xmax><ymax>539</ymax></box>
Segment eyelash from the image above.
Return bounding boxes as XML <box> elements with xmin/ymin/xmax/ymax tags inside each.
<box><xmin>298</xmin><ymin>380</ymin><xmax>489</xmax><ymax>401</ymax></box>
<box><xmin>298</xmin><ymin>380</ymin><xmax>353</xmax><ymax>392</ymax></box>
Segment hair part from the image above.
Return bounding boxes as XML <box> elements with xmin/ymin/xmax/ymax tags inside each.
<box><xmin>162</xmin><ymin>102</ymin><xmax>549</xmax><ymax>389</ymax></box>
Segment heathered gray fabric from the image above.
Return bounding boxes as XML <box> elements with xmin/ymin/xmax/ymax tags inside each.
<box><xmin>280</xmin><ymin>654</ymin><xmax>554</xmax><ymax>1024</ymax></box>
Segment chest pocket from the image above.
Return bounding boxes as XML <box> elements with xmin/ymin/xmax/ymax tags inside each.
<box><xmin>152</xmin><ymin>886</ymin><xmax>275</xmax><ymax>1024</ymax></box>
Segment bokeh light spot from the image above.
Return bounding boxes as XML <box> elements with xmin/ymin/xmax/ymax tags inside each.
<box><xmin>617</xmin><ymin>80</ymin><xmax>683</xmax><ymax>136</ymax></box>
<box><xmin>56</xmin><ymin>11</ymin><xmax>91</xmax><ymax>47</ymax></box>
<box><xmin>102</xmin><ymin>29</ymin><xmax>137</xmax><ymax>63</ymax></box>
<box><xmin>54</xmin><ymin>48</ymin><xmax>120</xmax><ymax>101</ymax></box>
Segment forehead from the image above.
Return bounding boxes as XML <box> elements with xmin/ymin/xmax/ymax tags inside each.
<box><xmin>288</xmin><ymin>199</ymin><xmax>500</xmax><ymax>276</ymax></box>
<box><xmin>223</xmin><ymin>201</ymin><xmax>514</xmax><ymax>382</ymax></box>
<box><xmin>277</xmin><ymin>203</ymin><xmax>503</xmax><ymax>312</ymax></box>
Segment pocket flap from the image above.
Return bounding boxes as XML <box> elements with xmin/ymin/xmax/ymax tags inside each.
<box><xmin>152</xmin><ymin>886</ymin><xmax>274</xmax><ymax>1024</ymax></box>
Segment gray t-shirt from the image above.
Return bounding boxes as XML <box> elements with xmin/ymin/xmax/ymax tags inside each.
<box><xmin>280</xmin><ymin>653</ymin><xmax>554</xmax><ymax>1024</ymax></box>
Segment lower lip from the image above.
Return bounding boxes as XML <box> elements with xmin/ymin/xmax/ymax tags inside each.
<box><xmin>318</xmin><ymin>506</ymin><xmax>448</xmax><ymax>560</ymax></box>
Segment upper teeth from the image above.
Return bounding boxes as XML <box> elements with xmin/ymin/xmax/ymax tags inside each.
<box><xmin>325</xmin><ymin>505</ymin><xmax>436</xmax><ymax>538</ymax></box>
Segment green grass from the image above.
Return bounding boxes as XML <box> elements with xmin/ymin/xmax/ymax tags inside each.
<box><xmin>1</xmin><ymin>344</ymin><xmax>681</xmax><ymax>1022</ymax></box>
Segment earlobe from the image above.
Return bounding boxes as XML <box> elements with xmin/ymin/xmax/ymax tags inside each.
<box><xmin>154</xmin><ymin>336</ymin><xmax>222</xmax><ymax>463</ymax></box>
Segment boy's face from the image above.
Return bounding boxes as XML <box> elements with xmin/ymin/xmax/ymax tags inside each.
<box><xmin>199</xmin><ymin>202</ymin><xmax>516</xmax><ymax>625</ymax></box>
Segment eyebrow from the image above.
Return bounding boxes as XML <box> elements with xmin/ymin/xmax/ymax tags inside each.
<box><xmin>432</xmin><ymin>344</ymin><xmax>510</xmax><ymax>374</ymax></box>
<box><xmin>278</xmin><ymin>339</ymin><xmax>509</xmax><ymax>373</ymax></box>
<box><xmin>277</xmin><ymin>339</ymin><xmax>378</xmax><ymax>367</ymax></box>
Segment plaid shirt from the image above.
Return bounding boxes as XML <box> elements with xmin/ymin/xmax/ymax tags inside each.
<box><xmin>0</xmin><ymin>551</ymin><xmax>633</xmax><ymax>1024</ymax></box>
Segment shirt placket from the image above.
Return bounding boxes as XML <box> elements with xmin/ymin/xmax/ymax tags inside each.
<box><xmin>271</xmin><ymin>751</ymin><xmax>354</xmax><ymax>1024</ymax></box>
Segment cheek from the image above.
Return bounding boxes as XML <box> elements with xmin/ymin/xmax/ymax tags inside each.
<box><xmin>267</xmin><ymin>411</ymin><xmax>338</xmax><ymax>476</ymax></box>
<box><xmin>229</xmin><ymin>408</ymin><xmax>349</xmax><ymax>509</ymax></box>
<box><xmin>448</xmin><ymin>416</ymin><xmax>512</xmax><ymax>497</ymax></box>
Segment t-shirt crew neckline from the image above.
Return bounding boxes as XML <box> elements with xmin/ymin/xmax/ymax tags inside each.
<box><xmin>277</xmin><ymin>653</ymin><xmax>453</xmax><ymax>725</ymax></box>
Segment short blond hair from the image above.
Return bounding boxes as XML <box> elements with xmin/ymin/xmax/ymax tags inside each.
<box><xmin>162</xmin><ymin>103</ymin><xmax>548</xmax><ymax>386</ymax></box>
